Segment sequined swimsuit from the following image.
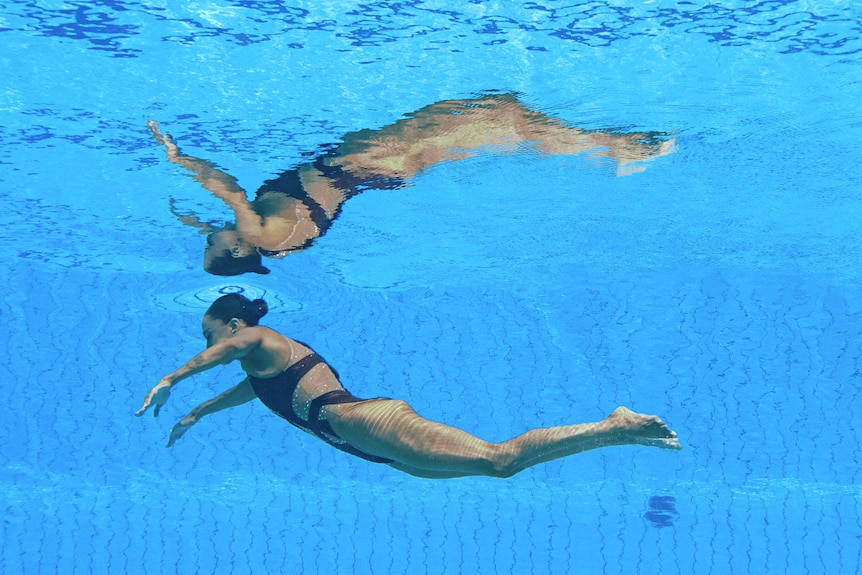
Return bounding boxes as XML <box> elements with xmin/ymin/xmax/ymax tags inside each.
<box><xmin>247</xmin><ymin>351</ymin><xmax>393</xmax><ymax>464</ymax></box>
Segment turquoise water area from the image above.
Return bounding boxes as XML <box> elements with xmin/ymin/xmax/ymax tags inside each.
<box><xmin>2</xmin><ymin>1</ymin><xmax>861</xmax><ymax>573</ymax></box>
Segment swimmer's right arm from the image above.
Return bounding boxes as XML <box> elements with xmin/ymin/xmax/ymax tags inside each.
<box><xmin>166</xmin><ymin>379</ymin><xmax>257</xmax><ymax>447</ymax></box>
<box><xmin>136</xmin><ymin>330</ymin><xmax>263</xmax><ymax>417</ymax></box>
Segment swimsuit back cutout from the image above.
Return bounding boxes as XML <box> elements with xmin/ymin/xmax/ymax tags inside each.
<box><xmin>253</xmin><ymin>151</ymin><xmax>407</xmax><ymax>257</ymax></box>
<box><xmin>255</xmin><ymin>169</ymin><xmax>332</xmax><ymax>235</ymax></box>
<box><xmin>248</xmin><ymin>352</ymin><xmax>393</xmax><ymax>464</ymax></box>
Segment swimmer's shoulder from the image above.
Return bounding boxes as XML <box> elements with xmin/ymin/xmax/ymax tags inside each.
<box><xmin>251</xmin><ymin>325</ymin><xmax>304</xmax><ymax>350</ymax></box>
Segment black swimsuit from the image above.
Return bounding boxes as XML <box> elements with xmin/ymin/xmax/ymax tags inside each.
<box><xmin>254</xmin><ymin>151</ymin><xmax>406</xmax><ymax>256</ymax></box>
<box><xmin>247</xmin><ymin>352</ymin><xmax>394</xmax><ymax>464</ymax></box>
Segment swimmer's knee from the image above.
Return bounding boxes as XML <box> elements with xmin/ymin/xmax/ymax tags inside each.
<box><xmin>487</xmin><ymin>446</ymin><xmax>521</xmax><ymax>479</ymax></box>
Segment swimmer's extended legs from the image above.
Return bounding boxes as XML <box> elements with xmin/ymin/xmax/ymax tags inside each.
<box><xmin>324</xmin><ymin>401</ymin><xmax>681</xmax><ymax>479</ymax></box>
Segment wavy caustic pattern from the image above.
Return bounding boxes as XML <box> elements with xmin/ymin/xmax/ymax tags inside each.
<box><xmin>3</xmin><ymin>255</ymin><xmax>860</xmax><ymax>573</ymax></box>
<box><xmin>1</xmin><ymin>0</ymin><xmax>860</xmax><ymax>57</ymax></box>
<box><xmin>2</xmin><ymin>1</ymin><xmax>862</xmax><ymax>574</ymax></box>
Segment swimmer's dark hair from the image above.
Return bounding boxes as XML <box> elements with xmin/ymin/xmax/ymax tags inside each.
<box><xmin>205</xmin><ymin>293</ymin><xmax>269</xmax><ymax>326</ymax></box>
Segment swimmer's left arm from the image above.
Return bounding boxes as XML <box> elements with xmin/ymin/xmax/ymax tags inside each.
<box><xmin>166</xmin><ymin>378</ymin><xmax>257</xmax><ymax>447</ymax></box>
<box><xmin>147</xmin><ymin>119</ymin><xmax>247</xmax><ymax>199</ymax></box>
<box><xmin>173</xmin><ymin>155</ymin><xmax>246</xmax><ymax>199</ymax></box>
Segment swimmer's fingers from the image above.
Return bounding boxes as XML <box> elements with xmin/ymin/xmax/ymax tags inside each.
<box><xmin>166</xmin><ymin>417</ymin><xmax>195</xmax><ymax>448</ymax></box>
<box><xmin>151</xmin><ymin>386</ymin><xmax>171</xmax><ymax>418</ymax></box>
<box><xmin>135</xmin><ymin>384</ymin><xmax>171</xmax><ymax>418</ymax></box>
<box><xmin>134</xmin><ymin>394</ymin><xmax>153</xmax><ymax>417</ymax></box>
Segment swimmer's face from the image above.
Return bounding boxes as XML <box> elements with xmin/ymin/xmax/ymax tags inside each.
<box><xmin>201</xmin><ymin>315</ymin><xmax>236</xmax><ymax>348</ymax></box>
<box><xmin>204</xmin><ymin>230</ymin><xmax>255</xmax><ymax>266</ymax></box>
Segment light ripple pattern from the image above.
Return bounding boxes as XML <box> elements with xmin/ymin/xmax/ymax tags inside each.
<box><xmin>2</xmin><ymin>0</ymin><xmax>862</xmax><ymax>574</ymax></box>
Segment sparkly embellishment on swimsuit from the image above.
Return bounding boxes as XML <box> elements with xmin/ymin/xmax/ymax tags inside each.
<box><xmin>248</xmin><ymin>351</ymin><xmax>393</xmax><ymax>463</ymax></box>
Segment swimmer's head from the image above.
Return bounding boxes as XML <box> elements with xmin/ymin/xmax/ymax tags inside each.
<box><xmin>201</xmin><ymin>293</ymin><xmax>268</xmax><ymax>347</ymax></box>
<box><xmin>205</xmin><ymin>293</ymin><xmax>269</xmax><ymax>327</ymax></box>
<box><xmin>204</xmin><ymin>229</ymin><xmax>271</xmax><ymax>276</ymax></box>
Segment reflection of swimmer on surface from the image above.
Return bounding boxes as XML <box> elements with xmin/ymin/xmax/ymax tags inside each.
<box><xmin>135</xmin><ymin>293</ymin><xmax>682</xmax><ymax>479</ymax></box>
<box><xmin>148</xmin><ymin>93</ymin><xmax>676</xmax><ymax>276</ymax></box>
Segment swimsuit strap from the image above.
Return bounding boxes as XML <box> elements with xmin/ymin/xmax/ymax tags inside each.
<box><xmin>282</xmin><ymin>352</ymin><xmax>325</xmax><ymax>385</ymax></box>
<box><xmin>250</xmin><ymin>347</ymin><xmax>394</xmax><ymax>464</ymax></box>
<box><xmin>307</xmin><ymin>389</ymin><xmax>366</xmax><ymax>424</ymax></box>
<box><xmin>254</xmin><ymin>156</ymin><xmax>406</xmax><ymax>258</ymax></box>
<box><xmin>291</xmin><ymin>340</ymin><xmax>341</xmax><ymax>380</ymax></box>
<box><xmin>293</xmin><ymin>191</ymin><xmax>331</xmax><ymax>232</ymax></box>
<box><xmin>255</xmin><ymin>169</ymin><xmax>332</xmax><ymax>231</ymax></box>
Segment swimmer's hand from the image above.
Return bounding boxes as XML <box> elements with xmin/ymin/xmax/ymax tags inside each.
<box><xmin>146</xmin><ymin>119</ymin><xmax>179</xmax><ymax>158</ymax></box>
<box><xmin>135</xmin><ymin>379</ymin><xmax>172</xmax><ymax>417</ymax></box>
<box><xmin>166</xmin><ymin>415</ymin><xmax>196</xmax><ymax>448</ymax></box>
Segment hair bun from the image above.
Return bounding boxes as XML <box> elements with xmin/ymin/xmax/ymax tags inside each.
<box><xmin>250</xmin><ymin>298</ymin><xmax>268</xmax><ymax>319</ymax></box>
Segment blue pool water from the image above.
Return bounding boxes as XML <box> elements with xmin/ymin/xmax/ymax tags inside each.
<box><xmin>2</xmin><ymin>1</ymin><xmax>861</xmax><ymax>573</ymax></box>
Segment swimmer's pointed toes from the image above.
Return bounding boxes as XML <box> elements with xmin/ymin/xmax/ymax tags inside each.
<box><xmin>641</xmin><ymin>434</ymin><xmax>682</xmax><ymax>450</ymax></box>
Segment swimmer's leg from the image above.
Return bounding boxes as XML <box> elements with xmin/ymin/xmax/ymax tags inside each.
<box><xmin>325</xmin><ymin>400</ymin><xmax>680</xmax><ymax>479</ymax></box>
<box><xmin>497</xmin><ymin>406</ymin><xmax>682</xmax><ymax>474</ymax></box>
<box><xmin>325</xmin><ymin>400</ymin><xmax>502</xmax><ymax>477</ymax></box>
<box><xmin>385</xmin><ymin>462</ymin><xmax>476</xmax><ymax>479</ymax></box>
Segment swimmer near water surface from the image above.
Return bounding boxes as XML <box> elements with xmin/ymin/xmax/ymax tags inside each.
<box><xmin>135</xmin><ymin>294</ymin><xmax>681</xmax><ymax>479</ymax></box>
<box><xmin>147</xmin><ymin>93</ymin><xmax>676</xmax><ymax>276</ymax></box>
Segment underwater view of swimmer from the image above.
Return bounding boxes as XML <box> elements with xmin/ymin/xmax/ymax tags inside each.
<box><xmin>136</xmin><ymin>293</ymin><xmax>682</xmax><ymax>479</ymax></box>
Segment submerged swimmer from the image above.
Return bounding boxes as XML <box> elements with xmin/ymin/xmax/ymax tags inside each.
<box><xmin>135</xmin><ymin>293</ymin><xmax>681</xmax><ymax>479</ymax></box>
<box><xmin>148</xmin><ymin>93</ymin><xmax>676</xmax><ymax>276</ymax></box>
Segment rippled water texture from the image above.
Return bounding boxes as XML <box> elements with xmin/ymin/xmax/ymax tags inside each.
<box><xmin>1</xmin><ymin>1</ymin><xmax>861</xmax><ymax>574</ymax></box>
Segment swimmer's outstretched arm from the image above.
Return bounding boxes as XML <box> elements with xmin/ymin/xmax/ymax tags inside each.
<box><xmin>135</xmin><ymin>327</ymin><xmax>263</xmax><ymax>417</ymax></box>
<box><xmin>146</xmin><ymin>120</ymin><xmax>247</xmax><ymax>198</ymax></box>
<box><xmin>147</xmin><ymin>120</ymin><xmax>267</xmax><ymax>240</ymax></box>
<box><xmin>165</xmin><ymin>378</ymin><xmax>257</xmax><ymax>447</ymax></box>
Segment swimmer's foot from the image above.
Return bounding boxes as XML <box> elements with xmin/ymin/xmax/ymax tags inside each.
<box><xmin>146</xmin><ymin>119</ymin><xmax>164</xmax><ymax>141</ymax></box>
<box><xmin>605</xmin><ymin>406</ymin><xmax>682</xmax><ymax>450</ymax></box>
<box><xmin>613</xmin><ymin>134</ymin><xmax>678</xmax><ymax>176</ymax></box>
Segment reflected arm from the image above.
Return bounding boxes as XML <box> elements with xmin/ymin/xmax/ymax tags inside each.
<box><xmin>168</xmin><ymin>198</ymin><xmax>218</xmax><ymax>234</ymax></box>
<box><xmin>147</xmin><ymin>120</ymin><xmax>247</xmax><ymax>198</ymax></box>
<box><xmin>147</xmin><ymin>120</ymin><xmax>266</xmax><ymax>235</ymax></box>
